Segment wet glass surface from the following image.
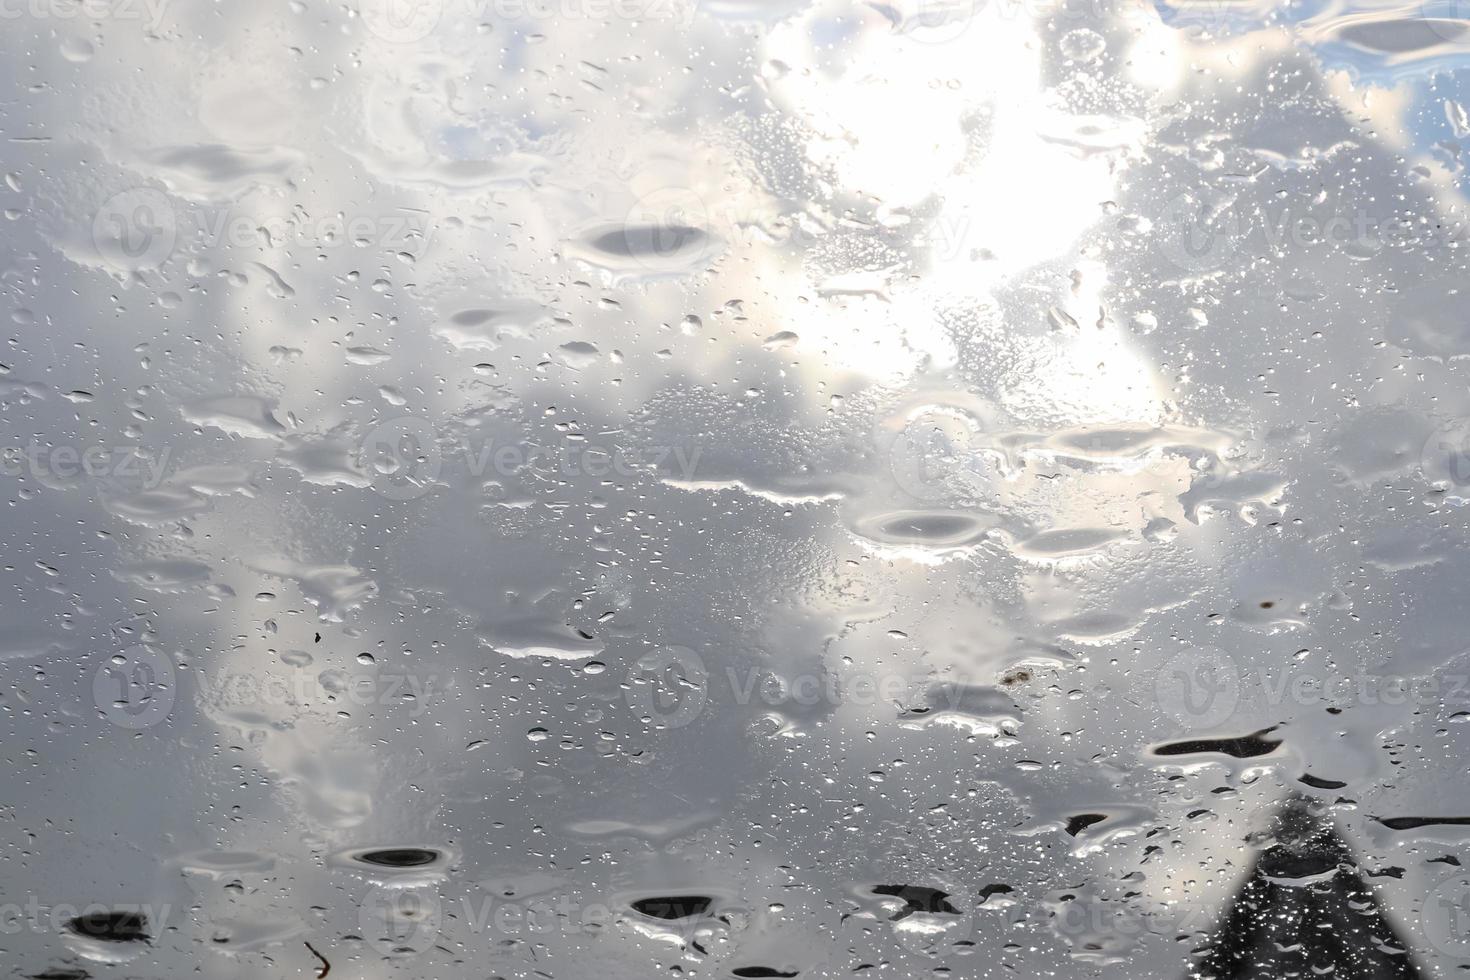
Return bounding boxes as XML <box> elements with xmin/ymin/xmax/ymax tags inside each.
<box><xmin>5</xmin><ymin>0</ymin><xmax>1470</xmax><ymax>976</ymax></box>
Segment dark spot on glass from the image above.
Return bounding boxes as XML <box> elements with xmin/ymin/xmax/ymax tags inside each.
<box><xmin>978</xmin><ymin>883</ymin><xmax>1013</xmax><ymax>904</ymax></box>
<box><xmin>356</xmin><ymin>847</ymin><xmax>439</xmax><ymax>868</ymax></box>
<box><xmin>1373</xmin><ymin>816</ymin><xmax>1470</xmax><ymax>831</ymax></box>
<box><xmin>871</xmin><ymin>885</ymin><xmax>959</xmax><ymax>918</ymax></box>
<box><xmin>1335</xmin><ymin>18</ymin><xmax>1468</xmax><ymax>54</ymax></box>
<box><xmin>1064</xmin><ymin>813</ymin><xmax>1108</xmax><ymax>837</ymax></box>
<box><xmin>630</xmin><ymin>895</ymin><xmax>713</xmax><ymax>920</ymax></box>
<box><xmin>733</xmin><ymin>969</ymin><xmax>799</xmax><ymax>978</ymax></box>
<box><xmin>1148</xmin><ymin>727</ymin><xmax>1282</xmax><ymax>760</ymax></box>
<box><xmin>591</xmin><ymin>226</ymin><xmax>708</xmax><ymax>259</ymax></box>
<box><xmin>881</xmin><ymin>513</ymin><xmax>976</xmax><ymax>540</ymax></box>
<box><xmin>64</xmin><ymin>910</ymin><xmax>149</xmax><ymax>943</ymax></box>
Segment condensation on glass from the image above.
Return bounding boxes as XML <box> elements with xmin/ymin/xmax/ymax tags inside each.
<box><xmin>1</xmin><ymin>0</ymin><xmax>1468</xmax><ymax>977</ymax></box>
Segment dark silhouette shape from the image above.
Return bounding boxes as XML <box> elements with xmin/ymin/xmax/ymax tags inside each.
<box><xmin>355</xmin><ymin>847</ymin><xmax>439</xmax><ymax>868</ymax></box>
<box><xmin>1373</xmin><ymin>816</ymin><xmax>1470</xmax><ymax>831</ymax></box>
<box><xmin>870</xmin><ymin>885</ymin><xmax>960</xmax><ymax>919</ymax></box>
<box><xmin>1191</xmin><ymin>797</ymin><xmax>1424</xmax><ymax>979</ymax></box>
<box><xmin>1151</xmin><ymin>728</ymin><xmax>1282</xmax><ymax>760</ymax></box>
<box><xmin>630</xmin><ymin>895</ymin><xmax>713</xmax><ymax>920</ymax></box>
<box><xmin>978</xmin><ymin>883</ymin><xmax>1014</xmax><ymax>905</ymax></box>
<box><xmin>62</xmin><ymin>910</ymin><xmax>149</xmax><ymax>944</ymax></box>
<box><xmin>304</xmin><ymin>940</ymin><xmax>330</xmax><ymax>978</ymax></box>
<box><xmin>1065</xmin><ymin>813</ymin><xmax>1109</xmax><ymax>836</ymax></box>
